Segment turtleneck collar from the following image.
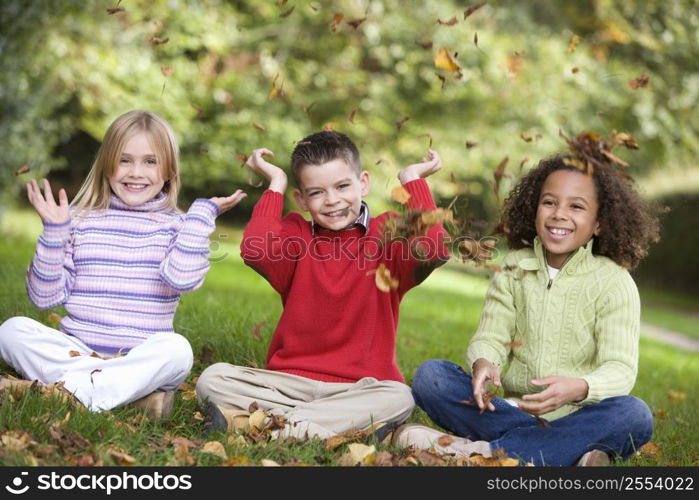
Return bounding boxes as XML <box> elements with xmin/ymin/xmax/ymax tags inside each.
<box><xmin>109</xmin><ymin>191</ymin><xmax>171</xmax><ymax>212</ymax></box>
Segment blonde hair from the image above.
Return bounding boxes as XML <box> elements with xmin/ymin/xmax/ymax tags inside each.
<box><xmin>72</xmin><ymin>110</ymin><xmax>180</xmax><ymax>211</ymax></box>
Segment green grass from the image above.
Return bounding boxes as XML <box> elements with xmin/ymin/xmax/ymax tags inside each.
<box><xmin>0</xmin><ymin>211</ymin><xmax>697</xmax><ymax>466</ymax></box>
<box><xmin>639</xmin><ymin>286</ymin><xmax>699</xmax><ymax>340</ymax></box>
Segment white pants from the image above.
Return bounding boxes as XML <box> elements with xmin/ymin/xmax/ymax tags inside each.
<box><xmin>0</xmin><ymin>316</ymin><xmax>193</xmax><ymax>412</ymax></box>
<box><xmin>196</xmin><ymin>363</ymin><xmax>415</xmax><ymax>439</ymax></box>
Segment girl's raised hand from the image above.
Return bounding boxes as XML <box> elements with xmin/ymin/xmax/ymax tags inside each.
<box><xmin>27</xmin><ymin>179</ymin><xmax>70</xmax><ymax>224</ymax></box>
<box><xmin>209</xmin><ymin>189</ymin><xmax>247</xmax><ymax>215</ymax></box>
<box><xmin>245</xmin><ymin>148</ymin><xmax>287</xmax><ymax>194</ymax></box>
<box><xmin>397</xmin><ymin>149</ymin><xmax>442</xmax><ymax>184</ymax></box>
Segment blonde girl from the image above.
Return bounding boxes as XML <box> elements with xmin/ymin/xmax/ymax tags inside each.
<box><xmin>0</xmin><ymin>110</ymin><xmax>245</xmax><ymax>418</ymax></box>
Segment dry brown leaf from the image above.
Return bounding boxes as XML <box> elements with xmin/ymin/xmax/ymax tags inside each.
<box><xmin>435</xmin><ymin>48</ymin><xmax>461</xmax><ymax>72</ymax></box>
<box><xmin>390</xmin><ymin>186</ymin><xmax>411</xmax><ymax>204</ymax></box>
<box><xmin>437</xmin><ymin>434</ymin><xmax>454</xmax><ymax>447</ymax></box>
<box><xmin>108</xmin><ymin>449</ymin><xmax>136</xmax><ymax>466</ymax></box>
<box><xmin>202</xmin><ymin>441</ymin><xmax>227</xmax><ymax>460</ymax></box>
<box><xmin>149</xmin><ymin>36</ymin><xmax>169</xmax><ymax>45</ymax></box>
<box><xmin>639</xmin><ymin>442</ymin><xmax>662</xmax><ymax>460</ymax></box>
<box><xmin>174</xmin><ymin>442</ymin><xmax>196</xmax><ymax>465</ymax></box>
<box><xmin>420</xmin><ymin>208</ymin><xmax>454</xmax><ymax>226</ymax></box>
<box><xmin>348</xmin><ymin>443</ymin><xmax>376</xmax><ymax>465</ymax></box>
<box><xmin>279</xmin><ymin>6</ymin><xmax>295</xmax><ymax>18</ymax></box>
<box><xmin>249</xmin><ymin>410</ymin><xmax>267</xmax><ymax>430</ymax></box>
<box><xmin>15</xmin><ymin>164</ymin><xmax>30</xmax><ymax>176</ymax></box>
<box><xmin>414</xmin><ymin>449</ymin><xmax>446</xmax><ymax>466</ymax></box>
<box><xmin>395</xmin><ymin>116</ymin><xmax>410</xmax><ymax>130</ymax></box>
<box><xmin>628</xmin><ymin>74</ymin><xmax>649</xmax><ymax>90</ymax></box>
<box><xmin>416</xmin><ymin>40</ymin><xmax>433</xmax><ymax>49</ymax></box>
<box><xmin>568</xmin><ymin>34</ymin><xmax>581</xmax><ymax>53</ymax></box>
<box><xmin>193</xmin><ymin>411</ymin><xmax>204</xmax><ymax>422</ymax></box>
<box><xmin>668</xmin><ymin>390</ymin><xmax>686</xmax><ymax>404</ymax></box>
<box><xmin>374</xmin><ymin>263</ymin><xmax>399</xmax><ymax>293</ymax></box>
<box><xmin>437</xmin><ymin>16</ymin><xmax>458</xmax><ymax>26</ymax></box>
<box><xmin>374</xmin><ymin>450</ymin><xmax>394</xmax><ymax>466</ymax></box>
<box><xmin>69</xmin><ymin>350</ymin><xmax>81</xmax><ymax>357</ymax></box>
<box><xmin>465</xmin><ymin>140</ymin><xmax>478</xmax><ymax>149</ymax></box>
<box><xmin>330</xmin><ymin>13</ymin><xmax>344</xmax><ymax>31</ymax></box>
<box><xmin>251</xmin><ymin>321</ymin><xmax>265</xmax><ymax>341</ymax></box>
<box><xmin>463</xmin><ymin>2</ymin><xmax>487</xmax><ymax>19</ymax></box>
<box><xmin>571</xmin><ymin>66</ymin><xmax>579</xmax><ymax>74</ymax></box>
<box><xmin>347</xmin><ymin>18</ymin><xmax>367</xmax><ymax>30</ymax></box>
<box><xmin>106</xmin><ymin>7</ymin><xmax>125</xmax><ymax>15</ymax></box>
<box><xmin>348</xmin><ymin>108</ymin><xmax>357</xmax><ymax>124</ymax></box>
<box><xmin>253</xmin><ymin>122</ymin><xmax>266</xmax><ymax>132</ymax></box>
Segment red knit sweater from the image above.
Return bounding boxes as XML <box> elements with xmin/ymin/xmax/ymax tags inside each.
<box><xmin>241</xmin><ymin>179</ymin><xmax>449</xmax><ymax>383</ymax></box>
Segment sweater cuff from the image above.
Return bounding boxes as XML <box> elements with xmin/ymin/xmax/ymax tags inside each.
<box><xmin>403</xmin><ymin>179</ymin><xmax>437</xmax><ymax>211</ymax></box>
<box><xmin>190</xmin><ymin>198</ymin><xmax>220</xmax><ymax>219</ymax></box>
<box><xmin>253</xmin><ymin>190</ymin><xmax>284</xmax><ymax>217</ymax></box>
<box><xmin>466</xmin><ymin>345</ymin><xmax>505</xmax><ymax>372</ymax></box>
<box><xmin>40</xmin><ymin>220</ymin><xmax>71</xmax><ymax>244</ymax></box>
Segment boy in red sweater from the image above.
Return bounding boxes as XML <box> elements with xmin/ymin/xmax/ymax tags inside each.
<box><xmin>196</xmin><ymin>131</ymin><xmax>449</xmax><ymax>440</ymax></box>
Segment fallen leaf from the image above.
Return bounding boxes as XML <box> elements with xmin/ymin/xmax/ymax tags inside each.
<box><xmin>261</xmin><ymin>458</ymin><xmax>281</xmax><ymax>466</ymax></box>
<box><xmin>15</xmin><ymin>164</ymin><xmax>30</xmax><ymax>176</ymax></box>
<box><xmin>225</xmin><ymin>455</ymin><xmax>250</xmax><ymax>466</ymax></box>
<box><xmin>463</xmin><ymin>2</ymin><xmax>487</xmax><ymax>19</ymax></box>
<box><xmin>149</xmin><ymin>36</ymin><xmax>169</xmax><ymax>45</ymax></box>
<box><xmin>374</xmin><ymin>451</ymin><xmax>394</xmax><ymax>466</ymax></box>
<box><xmin>414</xmin><ymin>449</ymin><xmax>445</xmax><ymax>466</ymax></box>
<box><xmin>348</xmin><ymin>443</ymin><xmax>375</xmax><ymax>465</ymax></box>
<box><xmin>252</xmin><ymin>321</ymin><xmax>265</xmax><ymax>341</ymax></box>
<box><xmin>390</xmin><ymin>186</ymin><xmax>411</xmax><ymax>204</ymax></box>
<box><xmin>437</xmin><ymin>16</ymin><xmax>458</xmax><ymax>26</ymax></box>
<box><xmin>374</xmin><ymin>263</ymin><xmax>399</xmax><ymax>293</ymax></box>
<box><xmin>639</xmin><ymin>442</ymin><xmax>662</xmax><ymax>460</ymax></box>
<box><xmin>174</xmin><ymin>443</ymin><xmax>196</xmax><ymax>465</ymax></box>
<box><xmin>330</xmin><ymin>13</ymin><xmax>344</xmax><ymax>31</ymax></box>
<box><xmin>347</xmin><ymin>17</ymin><xmax>367</xmax><ymax>30</ymax></box>
<box><xmin>193</xmin><ymin>411</ymin><xmax>204</xmax><ymax>422</ymax></box>
<box><xmin>202</xmin><ymin>441</ymin><xmax>227</xmax><ymax>460</ymax></box>
<box><xmin>435</xmin><ymin>48</ymin><xmax>461</xmax><ymax>72</ymax></box>
<box><xmin>249</xmin><ymin>410</ymin><xmax>267</xmax><ymax>430</ymax></box>
<box><xmin>668</xmin><ymin>390</ymin><xmax>686</xmax><ymax>404</ymax></box>
<box><xmin>108</xmin><ymin>449</ymin><xmax>136</xmax><ymax>465</ymax></box>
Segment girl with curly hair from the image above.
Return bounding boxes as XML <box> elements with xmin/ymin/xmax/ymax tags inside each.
<box><xmin>394</xmin><ymin>154</ymin><xmax>660</xmax><ymax>466</ymax></box>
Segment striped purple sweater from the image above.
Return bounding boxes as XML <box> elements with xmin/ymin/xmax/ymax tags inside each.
<box><xmin>26</xmin><ymin>192</ymin><xmax>219</xmax><ymax>354</ymax></box>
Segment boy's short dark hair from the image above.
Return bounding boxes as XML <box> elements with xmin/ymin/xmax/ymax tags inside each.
<box><xmin>290</xmin><ymin>131</ymin><xmax>361</xmax><ymax>186</ymax></box>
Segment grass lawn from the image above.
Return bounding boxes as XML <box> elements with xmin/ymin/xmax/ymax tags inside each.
<box><xmin>0</xmin><ymin>211</ymin><xmax>697</xmax><ymax>466</ymax></box>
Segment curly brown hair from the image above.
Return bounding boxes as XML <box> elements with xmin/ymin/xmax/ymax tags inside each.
<box><xmin>499</xmin><ymin>154</ymin><xmax>660</xmax><ymax>269</ymax></box>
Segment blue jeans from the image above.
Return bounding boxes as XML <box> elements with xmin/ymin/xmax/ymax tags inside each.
<box><xmin>411</xmin><ymin>359</ymin><xmax>653</xmax><ymax>466</ymax></box>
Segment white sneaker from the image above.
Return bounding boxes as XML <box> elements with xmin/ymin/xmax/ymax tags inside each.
<box><xmin>576</xmin><ymin>449</ymin><xmax>611</xmax><ymax>466</ymax></box>
<box><xmin>392</xmin><ymin>424</ymin><xmax>491</xmax><ymax>458</ymax></box>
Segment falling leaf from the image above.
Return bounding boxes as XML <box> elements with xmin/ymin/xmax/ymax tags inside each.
<box><xmin>463</xmin><ymin>2</ymin><xmax>487</xmax><ymax>19</ymax></box>
<box><xmin>253</xmin><ymin>122</ymin><xmax>266</xmax><ymax>131</ymax></box>
<box><xmin>348</xmin><ymin>108</ymin><xmax>357</xmax><ymax>123</ymax></box>
<box><xmin>161</xmin><ymin>66</ymin><xmax>173</xmax><ymax>77</ymax></box>
<box><xmin>628</xmin><ymin>74</ymin><xmax>649</xmax><ymax>90</ymax></box>
<box><xmin>493</xmin><ymin>156</ymin><xmax>509</xmax><ymax>200</ymax></box>
<box><xmin>279</xmin><ymin>6</ymin><xmax>295</xmax><ymax>18</ymax></box>
<box><xmin>69</xmin><ymin>350</ymin><xmax>81</xmax><ymax>357</ymax></box>
<box><xmin>465</xmin><ymin>140</ymin><xmax>478</xmax><ymax>149</ymax></box>
<box><xmin>568</xmin><ymin>34</ymin><xmax>581</xmax><ymax>53</ymax></box>
<box><xmin>348</xmin><ymin>443</ymin><xmax>376</xmax><ymax>465</ymax></box>
<box><xmin>236</xmin><ymin>153</ymin><xmax>248</xmax><ymax>167</ymax></box>
<box><xmin>571</xmin><ymin>66</ymin><xmax>579</xmax><ymax>73</ymax></box>
<box><xmin>420</xmin><ymin>208</ymin><xmax>454</xmax><ymax>227</ymax></box>
<box><xmin>347</xmin><ymin>17</ymin><xmax>367</xmax><ymax>30</ymax></box>
<box><xmin>474</xmin><ymin>32</ymin><xmax>479</xmax><ymax>47</ymax></box>
<box><xmin>276</xmin><ymin>0</ymin><xmax>288</xmax><ymax>6</ymax></box>
<box><xmin>374</xmin><ymin>263</ymin><xmax>399</xmax><ymax>293</ymax></box>
<box><xmin>149</xmin><ymin>36</ymin><xmax>169</xmax><ymax>45</ymax></box>
<box><xmin>435</xmin><ymin>48</ymin><xmax>461</xmax><ymax>72</ymax></box>
<box><xmin>436</xmin><ymin>73</ymin><xmax>446</xmax><ymax>88</ymax></box>
<box><xmin>520</xmin><ymin>132</ymin><xmax>533</xmax><ymax>143</ymax></box>
<box><xmin>330</xmin><ymin>13</ymin><xmax>344</xmax><ymax>31</ymax></box>
<box><xmin>437</xmin><ymin>16</ymin><xmax>458</xmax><ymax>26</ymax></box>
<box><xmin>106</xmin><ymin>7</ymin><xmax>125</xmax><ymax>15</ymax></box>
<box><xmin>252</xmin><ymin>321</ymin><xmax>265</xmax><ymax>341</ymax></box>
<box><xmin>514</xmin><ymin>50</ymin><xmax>525</xmax><ymax>56</ymax></box>
<box><xmin>202</xmin><ymin>441</ymin><xmax>227</xmax><ymax>460</ymax></box>
<box><xmin>301</xmin><ymin>102</ymin><xmax>316</xmax><ymax>115</ymax></box>
<box><xmin>610</xmin><ymin>130</ymin><xmax>639</xmax><ymax>149</ymax></box>
<box><xmin>15</xmin><ymin>164</ymin><xmax>30</xmax><ymax>176</ymax></box>
<box><xmin>322</xmin><ymin>122</ymin><xmax>336</xmax><ymax>131</ymax></box>
<box><xmin>391</xmin><ymin>186</ymin><xmax>411</xmax><ymax>204</ymax></box>
<box><xmin>395</xmin><ymin>116</ymin><xmax>410</xmax><ymax>130</ymax></box>
<box><xmin>416</xmin><ymin>40</ymin><xmax>433</xmax><ymax>49</ymax></box>
<box><xmin>47</xmin><ymin>312</ymin><xmax>63</xmax><ymax>324</ymax></box>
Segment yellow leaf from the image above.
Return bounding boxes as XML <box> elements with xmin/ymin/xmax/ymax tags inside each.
<box><xmin>202</xmin><ymin>441</ymin><xmax>228</xmax><ymax>460</ymax></box>
<box><xmin>261</xmin><ymin>459</ymin><xmax>281</xmax><ymax>466</ymax></box>
<box><xmin>434</xmin><ymin>48</ymin><xmax>461</xmax><ymax>72</ymax></box>
<box><xmin>348</xmin><ymin>443</ymin><xmax>376</xmax><ymax>465</ymax></box>
<box><xmin>420</xmin><ymin>208</ymin><xmax>454</xmax><ymax>226</ymax></box>
<box><xmin>193</xmin><ymin>411</ymin><xmax>204</xmax><ymax>422</ymax></box>
<box><xmin>497</xmin><ymin>457</ymin><xmax>521</xmax><ymax>467</ymax></box>
<box><xmin>47</xmin><ymin>312</ymin><xmax>63</xmax><ymax>324</ymax></box>
<box><xmin>225</xmin><ymin>455</ymin><xmax>250</xmax><ymax>466</ymax></box>
<box><xmin>249</xmin><ymin>410</ymin><xmax>267</xmax><ymax>430</ymax></box>
<box><xmin>374</xmin><ymin>263</ymin><xmax>399</xmax><ymax>293</ymax></box>
<box><xmin>640</xmin><ymin>442</ymin><xmax>662</xmax><ymax>460</ymax></box>
<box><xmin>390</xmin><ymin>186</ymin><xmax>411</xmax><ymax>204</ymax></box>
<box><xmin>668</xmin><ymin>390</ymin><xmax>686</xmax><ymax>404</ymax></box>
<box><xmin>228</xmin><ymin>435</ymin><xmax>248</xmax><ymax>447</ymax></box>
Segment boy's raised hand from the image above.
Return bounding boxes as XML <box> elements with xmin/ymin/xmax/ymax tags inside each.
<box><xmin>245</xmin><ymin>148</ymin><xmax>287</xmax><ymax>194</ymax></box>
<box><xmin>397</xmin><ymin>149</ymin><xmax>442</xmax><ymax>185</ymax></box>
<box><xmin>209</xmin><ymin>189</ymin><xmax>247</xmax><ymax>214</ymax></box>
<box><xmin>27</xmin><ymin>179</ymin><xmax>70</xmax><ymax>224</ymax></box>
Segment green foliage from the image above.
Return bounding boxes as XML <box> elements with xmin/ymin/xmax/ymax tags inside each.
<box><xmin>2</xmin><ymin>0</ymin><xmax>698</xmax><ymax>221</ymax></box>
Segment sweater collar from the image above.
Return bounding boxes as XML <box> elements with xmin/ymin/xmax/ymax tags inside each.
<box><xmin>109</xmin><ymin>192</ymin><xmax>171</xmax><ymax>212</ymax></box>
<box><xmin>518</xmin><ymin>236</ymin><xmax>596</xmax><ymax>275</ymax></box>
<box><xmin>311</xmin><ymin>201</ymin><xmax>370</xmax><ymax>236</ymax></box>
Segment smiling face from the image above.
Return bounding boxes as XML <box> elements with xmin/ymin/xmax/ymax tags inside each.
<box><xmin>293</xmin><ymin>158</ymin><xmax>370</xmax><ymax>231</ymax></box>
<box><xmin>109</xmin><ymin>131</ymin><xmax>165</xmax><ymax>206</ymax></box>
<box><xmin>535</xmin><ymin>169</ymin><xmax>600</xmax><ymax>269</ymax></box>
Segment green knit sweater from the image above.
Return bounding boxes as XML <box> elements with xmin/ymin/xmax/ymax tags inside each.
<box><xmin>466</xmin><ymin>237</ymin><xmax>641</xmax><ymax>420</ymax></box>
